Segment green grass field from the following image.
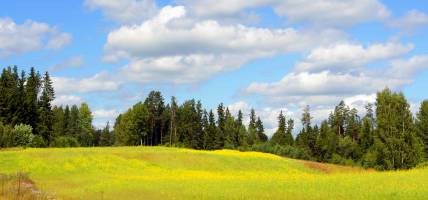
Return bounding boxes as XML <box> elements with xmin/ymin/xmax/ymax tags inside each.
<box><xmin>0</xmin><ymin>147</ymin><xmax>427</xmax><ymax>200</ymax></box>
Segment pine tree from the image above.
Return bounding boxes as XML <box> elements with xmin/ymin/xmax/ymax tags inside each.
<box><xmin>255</xmin><ymin>117</ymin><xmax>268</xmax><ymax>142</ymax></box>
<box><xmin>38</xmin><ymin>71</ymin><xmax>55</xmax><ymax>143</ymax></box>
<box><xmin>315</xmin><ymin>121</ymin><xmax>337</xmax><ymax>161</ymax></box>
<box><xmin>297</xmin><ymin>106</ymin><xmax>315</xmax><ymax>151</ymax></box>
<box><xmin>15</xmin><ymin>70</ymin><xmax>27</xmax><ymax>125</ymax></box>
<box><xmin>69</xmin><ymin>105</ymin><xmax>80</xmax><ymax>137</ymax></box>
<box><xmin>63</xmin><ymin>105</ymin><xmax>70</xmax><ymax>135</ymax></box>
<box><xmin>202</xmin><ymin>110</ymin><xmax>209</xmax><ymax>149</ymax></box>
<box><xmin>144</xmin><ymin>91</ymin><xmax>165</xmax><ymax>146</ymax></box>
<box><xmin>215</xmin><ymin>103</ymin><xmax>226</xmax><ymax>148</ymax></box>
<box><xmin>99</xmin><ymin>122</ymin><xmax>112</xmax><ymax>146</ymax></box>
<box><xmin>346</xmin><ymin>108</ymin><xmax>361</xmax><ymax>140</ymax></box>
<box><xmin>360</xmin><ymin>104</ymin><xmax>375</xmax><ymax>152</ymax></box>
<box><xmin>206</xmin><ymin>110</ymin><xmax>217</xmax><ymax>150</ymax></box>
<box><xmin>169</xmin><ymin>96</ymin><xmax>178</xmax><ymax>145</ymax></box>
<box><xmin>285</xmin><ymin>119</ymin><xmax>294</xmax><ymax>146</ymax></box>
<box><xmin>271</xmin><ymin>111</ymin><xmax>289</xmax><ymax>145</ymax></box>
<box><xmin>52</xmin><ymin>106</ymin><xmax>65</xmax><ymax>138</ymax></box>
<box><xmin>235</xmin><ymin>110</ymin><xmax>247</xmax><ymax>147</ymax></box>
<box><xmin>25</xmin><ymin>67</ymin><xmax>41</xmax><ymax>133</ymax></box>
<box><xmin>247</xmin><ymin>109</ymin><xmax>259</xmax><ymax>145</ymax></box>
<box><xmin>224</xmin><ymin>108</ymin><xmax>235</xmax><ymax>148</ymax></box>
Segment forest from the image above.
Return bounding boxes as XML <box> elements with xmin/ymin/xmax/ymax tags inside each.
<box><xmin>1</xmin><ymin>66</ymin><xmax>427</xmax><ymax>170</ymax></box>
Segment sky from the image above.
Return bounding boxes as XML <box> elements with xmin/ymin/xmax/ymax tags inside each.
<box><xmin>1</xmin><ymin>0</ymin><xmax>428</xmax><ymax>136</ymax></box>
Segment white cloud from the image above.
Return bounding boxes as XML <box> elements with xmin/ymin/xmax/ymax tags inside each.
<box><xmin>0</xmin><ymin>17</ymin><xmax>72</xmax><ymax>57</ymax></box>
<box><xmin>182</xmin><ymin>0</ymin><xmax>390</xmax><ymax>27</ymax></box>
<box><xmin>52</xmin><ymin>95</ymin><xmax>83</xmax><ymax>106</ymax></box>
<box><xmin>84</xmin><ymin>0</ymin><xmax>158</xmax><ymax>24</ymax></box>
<box><xmin>244</xmin><ymin>54</ymin><xmax>427</xmax><ymax>107</ymax></box>
<box><xmin>245</xmin><ymin>71</ymin><xmax>400</xmax><ymax>97</ymax></box>
<box><xmin>273</xmin><ymin>0</ymin><xmax>390</xmax><ymax>26</ymax></box>
<box><xmin>295</xmin><ymin>42</ymin><xmax>413</xmax><ymax>73</ymax></box>
<box><xmin>388</xmin><ymin>55</ymin><xmax>428</xmax><ymax>78</ymax></box>
<box><xmin>103</xmin><ymin>5</ymin><xmax>344</xmax><ymax>83</ymax></box>
<box><xmin>46</xmin><ymin>32</ymin><xmax>72</xmax><ymax>49</ymax></box>
<box><xmin>53</xmin><ymin>71</ymin><xmax>121</xmax><ymax>94</ymax></box>
<box><xmin>93</xmin><ymin>109</ymin><xmax>120</xmax><ymax>119</ymax></box>
<box><xmin>388</xmin><ymin>10</ymin><xmax>428</xmax><ymax>33</ymax></box>
<box><xmin>50</xmin><ymin>56</ymin><xmax>84</xmax><ymax>72</ymax></box>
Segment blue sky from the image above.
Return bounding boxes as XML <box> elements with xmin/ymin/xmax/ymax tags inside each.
<box><xmin>1</xmin><ymin>0</ymin><xmax>428</xmax><ymax>135</ymax></box>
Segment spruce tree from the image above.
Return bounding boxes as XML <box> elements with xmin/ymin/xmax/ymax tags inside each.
<box><xmin>271</xmin><ymin>111</ymin><xmax>288</xmax><ymax>145</ymax></box>
<box><xmin>207</xmin><ymin>110</ymin><xmax>217</xmax><ymax>149</ymax></box>
<box><xmin>235</xmin><ymin>110</ymin><xmax>247</xmax><ymax>147</ymax></box>
<box><xmin>38</xmin><ymin>71</ymin><xmax>55</xmax><ymax>143</ymax></box>
<box><xmin>256</xmin><ymin>117</ymin><xmax>268</xmax><ymax>142</ymax></box>
<box><xmin>223</xmin><ymin>108</ymin><xmax>235</xmax><ymax>148</ymax></box>
<box><xmin>25</xmin><ymin>67</ymin><xmax>41</xmax><ymax>133</ymax></box>
<box><xmin>247</xmin><ymin>109</ymin><xmax>259</xmax><ymax>145</ymax></box>
<box><xmin>99</xmin><ymin>122</ymin><xmax>112</xmax><ymax>146</ymax></box>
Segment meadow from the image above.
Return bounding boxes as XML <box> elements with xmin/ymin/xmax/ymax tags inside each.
<box><xmin>0</xmin><ymin>146</ymin><xmax>427</xmax><ymax>200</ymax></box>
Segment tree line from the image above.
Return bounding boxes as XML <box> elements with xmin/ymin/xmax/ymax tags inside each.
<box><xmin>0</xmin><ymin>66</ymin><xmax>112</xmax><ymax>147</ymax></box>
<box><xmin>1</xmin><ymin>67</ymin><xmax>427</xmax><ymax>170</ymax></box>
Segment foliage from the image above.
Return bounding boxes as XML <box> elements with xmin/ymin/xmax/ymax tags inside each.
<box><xmin>50</xmin><ymin>136</ymin><xmax>80</xmax><ymax>147</ymax></box>
<box><xmin>13</xmin><ymin>124</ymin><xmax>34</xmax><ymax>147</ymax></box>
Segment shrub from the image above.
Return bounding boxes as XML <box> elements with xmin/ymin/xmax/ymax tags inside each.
<box><xmin>50</xmin><ymin>136</ymin><xmax>80</xmax><ymax>147</ymax></box>
<box><xmin>13</xmin><ymin>124</ymin><xmax>34</xmax><ymax>147</ymax></box>
<box><xmin>30</xmin><ymin>135</ymin><xmax>47</xmax><ymax>148</ymax></box>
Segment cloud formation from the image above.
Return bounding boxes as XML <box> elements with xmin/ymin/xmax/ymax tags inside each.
<box><xmin>388</xmin><ymin>10</ymin><xmax>428</xmax><ymax>33</ymax></box>
<box><xmin>0</xmin><ymin>17</ymin><xmax>72</xmax><ymax>57</ymax></box>
<box><xmin>103</xmin><ymin>5</ymin><xmax>344</xmax><ymax>83</ymax></box>
<box><xmin>84</xmin><ymin>0</ymin><xmax>158</xmax><ymax>24</ymax></box>
<box><xmin>182</xmin><ymin>0</ymin><xmax>389</xmax><ymax>26</ymax></box>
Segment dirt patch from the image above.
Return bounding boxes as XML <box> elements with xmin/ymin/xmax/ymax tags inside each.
<box><xmin>300</xmin><ymin>160</ymin><xmax>368</xmax><ymax>174</ymax></box>
<box><xmin>0</xmin><ymin>173</ymin><xmax>55</xmax><ymax>200</ymax></box>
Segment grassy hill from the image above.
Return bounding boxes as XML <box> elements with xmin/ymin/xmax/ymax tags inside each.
<box><xmin>0</xmin><ymin>147</ymin><xmax>427</xmax><ymax>199</ymax></box>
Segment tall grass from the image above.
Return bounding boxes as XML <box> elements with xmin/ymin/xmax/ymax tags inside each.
<box><xmin>0</xmin><ymin>146</ymin><xmax>427</xmax><ymax>199</ymax></box>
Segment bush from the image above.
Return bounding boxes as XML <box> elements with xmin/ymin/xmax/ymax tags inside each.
<box><xmin>13</xmin><ymin>124</ymin><xmax>33</xmax><ymax>147</ymax></box>
<box><xmin>50</xmin><ymin>136</ymin><xmax>80</xmax><ymax>147</ymax></box>
<box><xmin>30</xmin><ymin>135</ymin><xmax>47</xmax><ymax>148</ymax></box>
<box><xmin>362</xmin><ymin>150</ymin><xmax>378</xmax><ymax>168</ymax></box>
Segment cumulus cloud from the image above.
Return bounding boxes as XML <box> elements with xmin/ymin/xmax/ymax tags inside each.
<box><xmin>295</xmin><ymin>42</ymin><xmax>413</xmax><ymax>73</ymax></box>
<box><xmin>52</xmin><ymin>71</ymin><xmax>121</xmax><ymax>94</ymax></box>
<box><xmin>387</xmin><ymin>55</ymin><xmax>428</xmax><ymax>78</ymax></box>
<box><xmin>84</xmin><ymin>0</ymin><xmax>158</xmax><ymax>24</ymax></box>
<box><xmin>0</xmin><ymin>17</ymin><xmax>72</xmax><ymax>57</ymax></box>
<box><xmin>388</xmin><ymin>10</ymin><xmax>428</xmax><ymax>33</ymax></box>
<box><xmin>50</xmin><ymin>56</ymin><xmax>84</xmax><ymax>72</ymax></box>
<box><xmin>52</xmin><ymin>95</ymin><xmax>83</xmax><ymax>106</ymax></box>
<box><xmin>103</xmin><ymin>5</ymin><xmax>344</xmax><ymax>83</ymax></box>
<box><xmin>244</xmin><ymin>53</ymin><xmax>426</xmax><ymax>107</ymax></box>
<box><xmin>93</xmin><ymin>109</ymin><xmax>120</xmax><ymax>119</ymax></box>
<box><xmin>272</xmin><ymin>0</ymin><xmax>390</xmax><ymax>26</ymax></box>
<box><xmin>181</xmin><ymin>0</ymin><xmax>389</xmax><ymax>27</ymax></box>
<box><xmin>246</xmin><ymin>71</ymin><xmax>399</xmax><ymax>96</ymax></box>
